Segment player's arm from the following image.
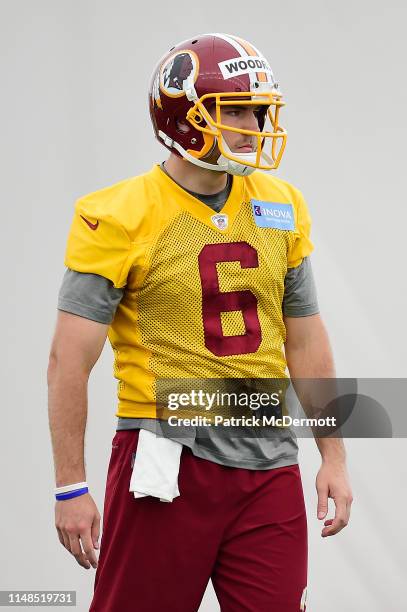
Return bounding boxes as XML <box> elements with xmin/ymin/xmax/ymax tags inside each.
<box><xmin>47</xmin><ymin>310</ymin><xmax>108</xmax><ymax>570</ymax></box>
<box><xmin>49</xmin><ymin>192</ymin><xmax>133</xmax><ymax>568</ymax></box>
<box><xmin>49</xmin><ymin>269</ymin><xmax>121</xmax><ymax>488</ymax></box>
<box><xmin>48</xmin><ymin>310</ymin><xmax>108</xmax><ymax>487</ymax></box>
<box><xmin>48</xmin><ymin>266</ymin><xmax>124</xmax><ymax>569</ymax></box>
<box><xmin>283</xmin><ymin>283</ymin><xmax>353</xmax><ymax>537</ymax></box>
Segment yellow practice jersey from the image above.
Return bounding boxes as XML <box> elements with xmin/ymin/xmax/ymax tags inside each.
<box><xmin>64</xmin><ymin>164</ymin><xmax>314</xmax><ymax>418</ymax></box>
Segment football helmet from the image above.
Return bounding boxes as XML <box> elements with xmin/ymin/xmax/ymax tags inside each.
<box><xmin>149</xmin><ymin>33</ymin><xmax>287</xmax><ymax>176</ymax></box>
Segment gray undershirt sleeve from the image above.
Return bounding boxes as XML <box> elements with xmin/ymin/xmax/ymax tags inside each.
<box><xmin>57</xmin><ymin>268</ymin><xmax>124</xmax><ymax>324</ymax></box>
<box><xmin>282</xmin><ymin>256</ymin><xmax>320</xmax><ymax>317</ymax></box>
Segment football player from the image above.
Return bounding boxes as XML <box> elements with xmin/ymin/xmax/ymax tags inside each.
<box><xmin>48</xmin><ymin>33</ymin><xmax>353</xmax><ymax>611</ymax></box>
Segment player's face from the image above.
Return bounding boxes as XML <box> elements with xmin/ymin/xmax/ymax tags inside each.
<box><xmin>209</xmin><ymin>104</ymin><xmax>261</xmax><ymax>153</ymax></box>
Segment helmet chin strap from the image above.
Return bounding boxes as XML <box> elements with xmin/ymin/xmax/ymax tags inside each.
<box><xmin>160</xmin><ymin>130</ymin><xmax>257</xmax><ymax>176</ymax></box>
<box><xmin>215</xmin><ymin>137</ymin><xmax>257</xmax><ymax>176</ymax></box>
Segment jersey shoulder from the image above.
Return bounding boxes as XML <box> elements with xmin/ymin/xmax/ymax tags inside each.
<box><xmin>74</xmin><ymin>167</ymin><xmax>177</xmax><ymax>241</ymax></box>
<box><xmin>245</xmin><ymin>170</ymin><xmax>306</xmax><ymax>206</ymax></box>
<box><xmin>65</xmin><ymin>170</ymin><xmax>168</xmax><ymax>288</ymax></box>
<box><xmin>74</xmin><ymin>172</ymin><xmax>149</xmax><ymax>240</ymax></box>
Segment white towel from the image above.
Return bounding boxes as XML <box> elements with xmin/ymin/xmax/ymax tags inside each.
<box><xmin>129</xmin><ymin>428</ymin><xmax>183</xmax><ymax>503</ymax></box>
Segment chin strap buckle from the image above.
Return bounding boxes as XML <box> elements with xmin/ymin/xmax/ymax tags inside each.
<box><xmin>159</xmin><ymin>130</ymin><xmax>174</xmax><ymax>148</ymax></box>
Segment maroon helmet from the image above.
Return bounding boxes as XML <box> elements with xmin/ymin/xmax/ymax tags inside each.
<box><xmin>149</xmin><ymin>33</ymin><xmax>286</xmax><ymax>176</ymax></box>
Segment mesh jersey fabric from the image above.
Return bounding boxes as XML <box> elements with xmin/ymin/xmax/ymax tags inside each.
<box><xmin>64</xmin><ymin>164</ymin><xmax>314</xmax><ymax>416</ymax></box>
<box><xmin>58</xmin><ymin>191</ymin><xmax>318</xmax><ymax>469</ymax></box>
<box><xmin>66</xmin><ymin>168</ymin><xmax>312</xmax><ymax>469</ymax></box>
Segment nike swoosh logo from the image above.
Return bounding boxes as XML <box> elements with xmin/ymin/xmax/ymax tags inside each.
<box><xmin>80</xmin><ymin>215</ymin><xmax>99</xmax><ymax>230</ymax></box>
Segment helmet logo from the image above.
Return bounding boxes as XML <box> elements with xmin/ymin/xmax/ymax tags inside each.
<box><xmin>160</xmin><ymin>50</ymin><xmax>199</xmax><ymax>98</ymax></box>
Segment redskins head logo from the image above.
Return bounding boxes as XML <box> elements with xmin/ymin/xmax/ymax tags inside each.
<box><xmin>159</xmin><ymin>50</ymin><xmax>199</xmax><ymax>98</ymax></box>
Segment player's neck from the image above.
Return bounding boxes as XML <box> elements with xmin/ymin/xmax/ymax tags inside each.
<box><xmin>163</xmin><ymin>154</ymin><xmax>228</xmax><ymax>195</ymax></box>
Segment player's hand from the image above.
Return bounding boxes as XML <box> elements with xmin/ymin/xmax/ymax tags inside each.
<box><xmin>315</xmin><ymin>460</ymin><xmax>353</xmax><ymax>537</ymax></box>
<box><xmin>55</xmin><ymin>493</ymin><xmax>101</xmax><ymax>569</ymax></box>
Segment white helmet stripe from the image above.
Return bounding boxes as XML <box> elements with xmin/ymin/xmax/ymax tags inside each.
<box><xmin>209</xmin><ymin>33</ymin><xmax>257</xmax><ymax>88</ymax></box>
<box><xmin>228</xmin><ymin>35</ymin><xmax>271</xmax><ymax>84</ymax></box>
<box><xmin>238</xmin><ymin>38</ymin><xmax>263</xmax><ymax>57</ymax></box>
<box><xmin>210</xmin><ymin>32</ymin><xmax>249</xmax><ymax>57</ymax></box>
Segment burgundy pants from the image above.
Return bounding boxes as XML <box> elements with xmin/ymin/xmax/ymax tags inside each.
<box><xmin>89</xmin><ymin>430</ymin><xmax>308</xmax><ymax>612</ymax></box>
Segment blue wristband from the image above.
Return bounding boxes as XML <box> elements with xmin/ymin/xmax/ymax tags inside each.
<box><xmin>55</xmin><ymin>487</ymin><xmax>89</xmax><ymax>501</ymax></box>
